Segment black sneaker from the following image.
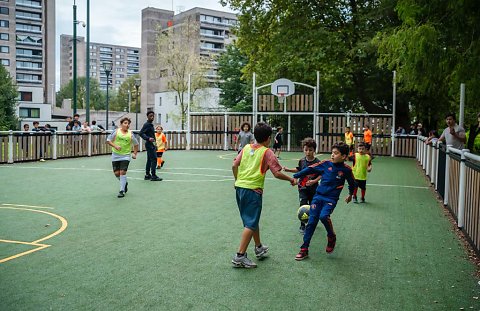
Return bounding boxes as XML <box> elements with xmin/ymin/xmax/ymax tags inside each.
<box><xmin>117</xmin><ymin>191</ymin><xmax>125</xmax><ymax>198</ymax></box>
<box><xmin>353</xmin><ymin>196</ymin><xmax>358</xmax><ymax>204</ymax></box>
<box><xmin>360</xmin><ymin>198</ymin><xmax>365</xmax><ymax>203</ymax></box>
<box><xmin>161</xmin><ymin>160</ymin><xmax>165</xmax><ymax>168</ymax></box>
<box><xmin>144</xmin><ymin>175</ymin><xmax>152</xmax><ymax>180</ymax></box>
<box><xmin>150</xmin><ymin>175</ymin><xmax>163</xmax><ymax>181</ymax></box>
<box><xmin>156</xmin><ymin>165</ymin><xmax>161</xmax><ymax>169</ymax></box>
<box><xmin>124</xmin><ymin>182</ymin><xmax>128</xmax><ymax>193</ymax></box>
<box><xmin>299</xmin><ymin>223</ymin><xmax>306</xmax><ymax>234</ymax></box>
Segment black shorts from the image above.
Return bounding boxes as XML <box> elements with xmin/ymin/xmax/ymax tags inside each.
<box><xmin>365</xmin><ymin>143</ymin><xmax>371</xmax><ymax>150</ymax></box>
<box><xmin>156</xmin><ymin>151</ymin><xmax>164</xmax><ymax>158</ymax></box>
<box><xmin>273</xmin><ymin>143</ymin><xmax>282</xmax><ymax>149</ymax></box>
<box><xmin>112</xmin><ymin>160</ymin><xmax>130</xmax><ymax>171</ymax></box>
<box><xmin>299</xmin><ymin>187</ymin><xmax>316</xmax><ymax>206</ymax></box>
<box><xmin>356</xmin><ymin>179</ymin><xmax>367</xmax><ymax>190</ymax></box>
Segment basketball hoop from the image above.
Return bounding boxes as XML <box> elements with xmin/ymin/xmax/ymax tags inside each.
<box><xmin>277</xmin><ymin>93</ymin><xmax>286</xmax><ymax>104</ymax></box>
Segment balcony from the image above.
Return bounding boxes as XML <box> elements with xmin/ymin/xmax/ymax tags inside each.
<box><xmin>15</xmin><ymin>0</ymin><xmax>42</xmax><ymax>10</ymax></box>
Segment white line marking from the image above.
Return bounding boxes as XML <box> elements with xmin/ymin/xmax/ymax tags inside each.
<box><xmin>1</xmin><ymin>203</ymin><xmax>54</xmax><ymax>209</ymax></box>
<box><xmin>368</xmin><ymin>183</ymin><xmax>429</xmax><ymax>189</ymax></box>
<box><xmin>128</xmin><ymin>177</ymin><xmax>233</xmax><ymax>182</ymax></box>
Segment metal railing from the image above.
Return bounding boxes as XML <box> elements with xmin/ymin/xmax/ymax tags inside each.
<box><xmin>416</xmin><ymin>136</ymin><xmax>480</xmax><ymax>254</ymax></box>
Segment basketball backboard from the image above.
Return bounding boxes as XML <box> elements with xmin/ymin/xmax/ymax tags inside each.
<box><xmin>271</xmin><ymin>78</ymin><xmax>295</xmax><ymax>97</ymax></box>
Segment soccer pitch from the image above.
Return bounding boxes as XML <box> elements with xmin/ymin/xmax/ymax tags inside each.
<box><xmin>0</xmin><ymin>151</ymin><xmax>479</xmax><ymax>310</ymax></box>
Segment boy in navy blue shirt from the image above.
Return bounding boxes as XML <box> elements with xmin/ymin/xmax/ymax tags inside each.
<box><xmin>293</xmin><ymin>142</ymin><xmax>356</xmax><ymax>260</ymax></box>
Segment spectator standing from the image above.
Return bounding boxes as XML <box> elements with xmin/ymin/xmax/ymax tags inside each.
<box><xmin>466</xmin><ymin>112</ymin><xmax>480</xmax><ymax>154</ymax></box>
<box><xmin>417</xmin><ymin>123</ymin><xmax>426</xmax><ymax>136</ymax></box>
<box><xmin>31</xmin><ymin>121</ymin><xmax>45</xmax><ymax>162</ymax></box>
<box><xmin>438</xmin><ymin>113</ymin><xmax>466</xmax><ymax>149</ymax></box>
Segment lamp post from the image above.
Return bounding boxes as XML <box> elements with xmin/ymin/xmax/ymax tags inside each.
<box><xmin>103</xmin><ymin>62</ymin><xmax>112</xmax><ymax>130</ymax></box>
<box><xmin>134</xmin><ymin>78</ymin><xmax>141</xmax><ymax>130</ymax></box>
<box><xmin>85</xmin><ymin>0</ymin><xmax>91</xmax><ymax>123</ymax></box>
<box><xmin>72</xmin><ymin>1</ymin><xmax>85</xmax><ymax>114</ymax></box>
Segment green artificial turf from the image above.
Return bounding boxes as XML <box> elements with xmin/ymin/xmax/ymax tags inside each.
<box><xmin>0</xmin><ymin>151</ymin><xmax>479</xmax><ymax>310</ymax></box>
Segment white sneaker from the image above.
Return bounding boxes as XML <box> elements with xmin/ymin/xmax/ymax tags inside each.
<box><xmin>232</xmin><ymin>253</ymin><xmax>257</xmax><ymax>268</ymax></box>
<box><xmin>254</xmin><ymin>245</ymin><xmax>269</xmax><ymax>259</ymax></box>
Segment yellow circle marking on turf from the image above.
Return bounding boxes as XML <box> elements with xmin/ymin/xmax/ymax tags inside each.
<box><xmin>0</xmin><ymin>205</ymin><xmax>68</xmax><ymax>264</ymax></box>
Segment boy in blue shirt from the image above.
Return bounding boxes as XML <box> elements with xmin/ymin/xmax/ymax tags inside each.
<box><xmin>293</xmin><ymin>142</ymin><xmax>356</xmax><ymax>260</ymax></box>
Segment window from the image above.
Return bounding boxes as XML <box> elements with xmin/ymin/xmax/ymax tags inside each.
<box><xmin>0</xmin><ymin>45</ymin><xmax>8</xmax><ymax>53</ymax></box>
<box><xmin>20</xmin><ymin>91</ymin><xmax>32</xmax><ymax>101</ymax></box>
<box><xmin>16</xmin><ymin>23</ymin><xmax>41</xmax><ymax>32</ymax></box>
<box><xmin>0</xmin><ymin>33</ymin><xmax>7</xmax><ymax>40</ymax></box>
<box><xmin>159</xmin><ymin>97</ymin><xmax>162</xmax><ymax>106</ymax></box>
<box><xmin>1</xmin><ymin>58</ymin><xmax>9</xmax><ymax>65</ymax></box>
<box><xmin>0</xmin><ymin>7</ymin><xmax>8</xmax><ymax>14</ymax></box>
<box><xmin>166</xmin><ymin>114</ymin><xmax>169</xmax><ymax>123</ymax></box>
<box><xmin>17</xmin><ymin>61</ymin><xmax>42</xmax><ymax>69</ymax></box>
<box><xmin>19</xmin><ymin>107</ymin><xmax>40</xmax><ymax>118</ymax></box>
<box><xmin>16</xmin><ymin>73</ymin><xmax>42</xmax><ymax>82</ymax></box>
<box><xmin>16</xmin><ymin>48</ymin><xmax>42</xmax><ymax>57</ymax></box>
<box><xmin>0</xmin><ymin>20</ymin><xmax>8</xmax><ymax>28</ymax></box>
<box><xmin>16</xmin><ymin>10</ymin><xmax>41</xmax><ymax>19</ymax></box>
<box><xmin>175</xmin><ymin>95</ymin><xmax>177</xmax><ymax>105</ymax></box>
<box><xmin>157</xmin><ymin>114</ymin><xmax>161</xmax><ymax>124</ymax></box>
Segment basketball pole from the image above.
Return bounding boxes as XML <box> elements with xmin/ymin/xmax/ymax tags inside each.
<box><xmin>391</xmin><ymin>70</ymin><xmax>396</xmax><ymax>157</ymax></box>
<box><xmin>252</xmin><ymin>72</ymin><xmax>257</xmax><ymax>128</ymax></box>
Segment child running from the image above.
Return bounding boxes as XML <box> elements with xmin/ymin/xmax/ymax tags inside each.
<box><xmin>155</xmin><ymin>125</ymin><xmax>168</xmax><ymax>169</ymax></box>
<box><xmin>232</xmin><ymin>122</ymin><xmax>296</xmax><ymax>268</ymax></box>
<box><xmin>293</xmin><ymin>142</ymin><xmax>356</xmax><ymax>261</ymax></box>
<box><xmin>106</xmin><ymin>117</ymin><xmax>139</xmax><ymax>198</ymax></box>
<box><xmin>352</xmin><ymin>142</ymin><xmax>372</xmax><ymax>203</ymax></box>
<box><xmin>283</xmin><ymin>137</ymin><xmax>321</xmax><ymax>234</ymax></box>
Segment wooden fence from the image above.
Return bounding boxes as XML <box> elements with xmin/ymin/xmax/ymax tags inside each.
<box><xmin>417</xmin><ymin>137</ymin><xmax>480</xmax><ymax>255</ymax></box>
<box><xmin>0</xmin><ymin>130</ymin><xmax>187</xmax><ymax>163</ymax></box>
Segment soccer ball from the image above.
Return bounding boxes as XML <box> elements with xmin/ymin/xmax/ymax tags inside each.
<box><xmin>297</xmin><ymin>205</ymin><xmax>310</xmax><ymax>223</ymax></box>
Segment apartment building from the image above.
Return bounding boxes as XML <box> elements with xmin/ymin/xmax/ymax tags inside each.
<box><xmin>141</xmin><ymin>7</ymin><xmax>237</xmax><ymax>127</ymax></box>
<box><xmin>60</xmin><ymin>34</ymin><xmax>140</xmax><ymax>91</ymax></box>
<box><xmin>0</xmin><ymin>0</ymin><xmax>55</xmax><ymax>122</ymax></box>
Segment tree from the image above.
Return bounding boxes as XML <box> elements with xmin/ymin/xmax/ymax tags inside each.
<box><xmin>109</xmin><ymin>75</ymin><xmax>141</xmax><ymax>113</ymax></box>
<box><xmin>155</xmin><ymin>17</ymin><xmax>209</xmax><ymax>129</ymax></box>
<box><xmin>221</xmin><ymin>0</ymin><xmax>400</xmax><ymax>114</ymax></box>
<box><xmin>0</xmin><ymin>65</ymin><xmax>18</xmax><ymax>130</ymax></box>
<box><xmin>56</xmin><ymin>77</ymin><xmax>106</xmax><ymax>111</ymax></box>
<box><xmin>217</xmin><ymin>44</ymin><xmax>252</xmax><ymax>111</ymax></box>
<box><xmin>374</xmin><ymin>0</ymin><xmax>480</xmax><ymax>129</ymax></box>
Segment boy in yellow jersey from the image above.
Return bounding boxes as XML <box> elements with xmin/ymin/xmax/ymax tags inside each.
<box><xmin>232</xmin><ymin>122</ymin><xmax>296</xmax><ymax>268</ymax></box>
<box><xmin>155</xmin><ymin>125</ymin><xmax>168</xmax><ymax>169</ymax></box>
<box><xmin>352</xmin><ymin>142</ymin><xmax>372</xmax><ymax>203</ymax></box>
<box><xmin>345</xmin><ymin>126</ymin><xmax>355</xmax><ymax>159</ymax></box>
<box><xmin>107</xmin><ymin>117</ymin><xmax>139</xmax><ymax>198</ymax></box>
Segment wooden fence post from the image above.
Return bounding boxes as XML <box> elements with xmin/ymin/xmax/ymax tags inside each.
<box><xmin>8</xmin><ymin>130</ymin><xmax>13</xmax><ymax>164</ymax></box>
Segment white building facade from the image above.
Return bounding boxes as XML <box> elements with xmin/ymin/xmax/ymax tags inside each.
<box><xmin>154</xmin><ymin>88</ymin><xmax>220</xmax><ymax>130</ymax></box>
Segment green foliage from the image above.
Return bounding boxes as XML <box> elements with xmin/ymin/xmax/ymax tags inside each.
<box><xmin>217</xmin><ymin>44</ymin><xmax>252</xmax><ymax>111</ymax></box>
<box><xmin>374</xmin><ymin>0</ymin><xmax>480</xmax><ymax>129</ymax></box>
<box><xmin>109</xmin><ymin>75</ymin><xmax>141</xmax><ymax>112</ymax></box>
<box><xmin>56</xmin><ymin>77</ymin><xmax>106</xmax><ymax>111</ymax></box>
<box><xmin>0</xmin><ymin>65</ymin><xmax>18</xmax><ymax>130</ymax></box>
<box><xmin>222</xmin><ymin>0</ymin><xmax>400</xmax><ymax>114</ymax></box>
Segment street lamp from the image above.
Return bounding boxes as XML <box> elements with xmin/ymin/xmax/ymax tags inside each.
<box><xmin>134</xmin><ymin>78</ymin><xmax>141</xmax><ymax>130</ymax></box>
<box><xmin>103</xmin><ymin>62</ymin><xmax>112</xmax><ymax>130</ymax></box>
<box><xmin>72</xmin><ymin>0</ymin><xmax>85</xmax><ymax>114</ymax></box>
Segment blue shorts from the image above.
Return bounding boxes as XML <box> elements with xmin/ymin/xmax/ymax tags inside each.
<box><xmin>236</xmin><ymin>187</ymin><xmax>263</xmax><ymax>230</ymax></box>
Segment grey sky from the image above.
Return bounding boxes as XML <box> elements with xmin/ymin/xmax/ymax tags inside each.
<box><xmin>55</xmin><ymin>0</ymin><xmax>235</xmax><ymax>89</ymax></box>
